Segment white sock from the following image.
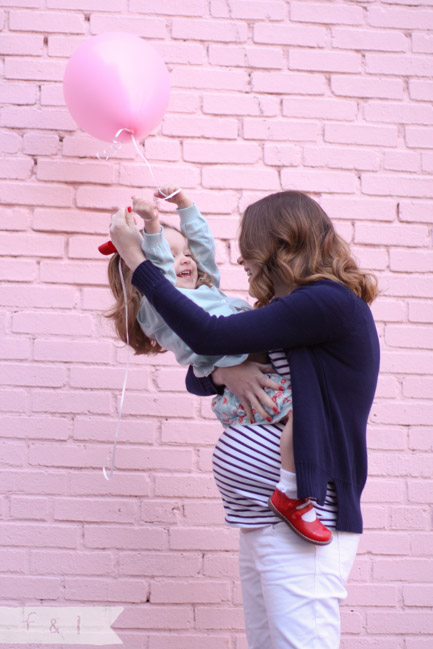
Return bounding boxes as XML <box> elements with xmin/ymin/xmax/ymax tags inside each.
<box><xmin>276</xmin><ymin>468</ymin><xmax>297</xmax><ymax>497</ymax></box>
<box><xmin>276</xmin><ymin>469</ymin><xmax>317</xmax><ymax>522</ymax></box>
<box><xmin>298</xmin><ymin>501</ymin><xmax>317</xmax><ymax>522</ymax></box>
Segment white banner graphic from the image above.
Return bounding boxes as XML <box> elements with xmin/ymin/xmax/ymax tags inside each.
<box><xmin>0</xmin><ymin>607</ymin><xmax>123</xmax><ymax>645</ymax></box>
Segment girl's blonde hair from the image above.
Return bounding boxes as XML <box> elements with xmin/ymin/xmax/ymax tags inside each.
<box><xmin>239</xmin><ymin>190</ymin><xmax>379</xmax><ymax>308</ymax></box>
<box><xmin>106</xmin><ymin>225</ymin><xmax>213</xmax><ymax>354</ymax></box>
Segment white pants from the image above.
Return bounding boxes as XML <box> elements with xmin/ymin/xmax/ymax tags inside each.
<box><xmin>239</xmin><ymin>523</ymin><xmax>360</xmax><ymax>649</ymax></box>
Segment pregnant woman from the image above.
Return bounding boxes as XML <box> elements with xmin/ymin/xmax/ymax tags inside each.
<box><xmin>109</xmin><ymin>190</ymin><xmax>380</xmax><ymax>649</ymax></box>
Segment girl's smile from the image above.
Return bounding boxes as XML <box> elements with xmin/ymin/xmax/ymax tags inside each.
<box><xmin>177</xmin><ymin>268</ymin><xmax>194</xmax><ymax>283</ymax></box>
<box><xmin>165</xmin><ymin>227</ymin><xmax>198</xmax><ymax>289</ymax></box>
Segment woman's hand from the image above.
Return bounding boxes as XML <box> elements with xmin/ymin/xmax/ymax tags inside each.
<box><xmin>110</xmin><ymin>208</ymin><xmax>146</xmax><ymax>271</ymax></box>
<box><xmin>212</xmin><ymin>361</ymin><xmax>281</xmax><ymax>424</ymax></box>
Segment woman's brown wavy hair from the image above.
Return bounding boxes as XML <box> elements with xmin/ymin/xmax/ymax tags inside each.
<box><xmin>239</xmin><ymin>190</ymin><xmax>379</xmax><ymax>308</ymax></box>
<box><xmin>105</xmin><ymin>225</ymin><xmax>213</xmax><ymax>354</ymax></box>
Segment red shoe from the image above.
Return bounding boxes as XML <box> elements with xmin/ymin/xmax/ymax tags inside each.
<box><xmin>268</xmin><ymin>488</ymin><xmax>333</xmax><ymax>545</ymax></box>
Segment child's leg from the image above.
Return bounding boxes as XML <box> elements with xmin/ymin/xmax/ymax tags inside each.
<box><xmin>280</xmin><ymin>413</ymin><xmax>295</xmax><ymax>472</ymax></box>
<box><xmin>275</xmin><ymin>415</ymin><xmax>298</xmax><ymax>494</ymax></box>
<box><xmin>269</xmin><ymin>414</ymin><xmax>333</xmax><ymax>546</ymax></box>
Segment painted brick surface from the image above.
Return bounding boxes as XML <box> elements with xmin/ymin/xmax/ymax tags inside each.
<box><xmin>0</xmin><ymin>1</ymin><xmax>432</xmax><ymax>647</ymax></box>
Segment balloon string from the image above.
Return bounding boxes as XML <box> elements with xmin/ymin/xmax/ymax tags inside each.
<box><xmin>103</xmin><ymin>261</ymin><xmax>130</xmax><ymax>481</ymax></box>
<box><xmin>102</xmin><ymin>127</ymin><xmax>182</xmax><ymax>481</ymax></box>
<box><xmin>114</xmin><ymin>128</ymin><xmax>182</xmax><ymax>202</ymax></box>
<box><xmin>96</xmin><ymin>128</ymin><xmax>182</xmax><ymax>201</ymax></box>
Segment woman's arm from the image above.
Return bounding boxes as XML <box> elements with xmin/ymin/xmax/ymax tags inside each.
<box><xmin>185</xmin><ymin>365</ymin><xmax>221</xmax><ymax>396</ymax></box>
<box><xmin>131</xmin><ymin>260</ymin><xmax>351</xmax><ymax>356</ymax></box>
<box><xmin>109</xmin><ymin>208</ymin><xmax>351</xmax><ymax>356</ymax></box>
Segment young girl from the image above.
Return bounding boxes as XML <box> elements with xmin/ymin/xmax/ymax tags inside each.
<box><xmin>102</xmin><ymin>186</ymin><xmax>332</xmax><ymax>545</ymax></box>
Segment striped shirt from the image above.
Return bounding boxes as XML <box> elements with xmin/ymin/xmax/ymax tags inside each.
<box><xmin>212</xmin><ymin>349</ymin><xmax>338</xmax><ymax>529</ymax></box>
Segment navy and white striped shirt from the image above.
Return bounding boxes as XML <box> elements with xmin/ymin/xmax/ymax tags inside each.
<box><xmin>212</xmin><ymin>350</ymin><xmax>338</xmax><ymax>529</ymax></box>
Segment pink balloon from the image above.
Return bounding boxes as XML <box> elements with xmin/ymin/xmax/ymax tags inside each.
<box><xmin>63</xmin><ymin>32</ymin><xmax>170</xmax><ymax>143</ymax></box>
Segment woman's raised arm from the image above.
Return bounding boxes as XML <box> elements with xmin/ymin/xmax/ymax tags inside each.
<box><xmin>131</xmin><ymin>259</ymin><xmax>350</xmax><ymax>356</ymax></box>
<box><xmin>110</xmin><ymin>206</ymin><xmax>352</xmax><ymax>358</ymax></box>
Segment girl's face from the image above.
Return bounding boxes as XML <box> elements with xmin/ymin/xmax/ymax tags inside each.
<box><xmin>165</xmin><ymin>228</ymin><xmax>198</xmax><ymax>289</ymax></box>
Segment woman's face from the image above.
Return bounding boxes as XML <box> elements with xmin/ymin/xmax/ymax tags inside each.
<box><xmin>238</xmin><ymin>254</ymin><xmax>291</xmax><ymax>298</ymax></box>
<box><xmin>165</xmin><ymin>228</ymin><xmax>198</xmax><ymax>289</ymax></box>
<box><xmin>237</xmin><ymin>255</ymin><xmax>261</xmax><ymax>296</ymax></box>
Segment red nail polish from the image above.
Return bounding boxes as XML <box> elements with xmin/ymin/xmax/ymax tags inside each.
<box><xmin>273</xmin><ymin>408</ymin><xmax>279</xmax><ymax>413</ymax></box>
<box><xmin>279</xmin><ymin>385</ymin><xmax>284</xmax><ymax>390</ymax></box>
<box><xmin>127</xmin><ymin>206</ymin><xmax>132</xmax><ymax>212</ymax></box>
<box><xmin>266</xmin><ymin>416</ymin><xmax>272</xmax><ymax>422</ymax></box>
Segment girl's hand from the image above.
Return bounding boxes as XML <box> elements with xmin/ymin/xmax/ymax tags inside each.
<box><xmin>131</xmin><ymin>196</ymin><xmax>160</xmax><ymax>235</ymax></box>
<box><xmin>110</xmin><ymin>208</ymin><xmax>146</xmax><ymax>272</ymax></box>
<box><xmin>212</xmin><ymin>361</ymin><xmax>281</xmax><ymax>424</ymax></box>
<box><xmin>154</xmin><ymin>186</ymin><xmax>193</xmax><ymax>210</ymax></box>
<box><xmin>131</xmin><ymin>196</ymin><xmax>159</xmax><ymax>222</ymax></box>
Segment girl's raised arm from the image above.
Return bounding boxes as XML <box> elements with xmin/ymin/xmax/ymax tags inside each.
<box><xmin>155</xmin><ymin>186</ymin><xmax>221</xmax><ymax>285</ymax></box>
<box><xmin>132</xmin><ymin>196</ymin><xmax>178</xmax><ymax>286</ymax></box>
<box><xmin>178</xmin><ymin>203</ymin><xmax>220</xmax><ymax>287</ymax></box>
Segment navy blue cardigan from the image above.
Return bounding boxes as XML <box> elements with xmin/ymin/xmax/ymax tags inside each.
<box><xmin>132</xmin><ymin>260</ymin><xmax>380</xmax><ymax>533</ymax></box>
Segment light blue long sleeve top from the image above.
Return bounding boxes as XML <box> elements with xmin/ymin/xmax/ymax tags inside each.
<box><xmin>137</xmin><ymin>203</ymin><xmax>250</xmax><ymax>377</ymax></box>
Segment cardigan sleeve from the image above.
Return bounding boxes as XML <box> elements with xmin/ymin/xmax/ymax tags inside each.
<box><xmin>131</xmin><ymin>260</ymin><xmax>355</xmax><ymax>356</ymax></box>
<box><xmin>185</xmin><ymin>365</ymin><xmax>222</xmax><ymax>396</ymax></box>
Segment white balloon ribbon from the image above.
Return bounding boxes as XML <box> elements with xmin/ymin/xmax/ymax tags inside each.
<box><xmin>101</xmin><ymin>128</ymin><xmax>182</xmax><ymax>481</ymax></box>
<box><xmin>102</xmin><ymin>261</ymin><xmax>129</xmax><ymax>482</ymax></box>
<box><xmin>97</xmin><ymin>128</ymin><xmax>181</xmax><ymax>201</ymax></box>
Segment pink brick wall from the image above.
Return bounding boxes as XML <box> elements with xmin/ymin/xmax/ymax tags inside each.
<box><xmin>0</xmin><ymin>1</ymin><xmax>432</xmax><ymax>647</ymax></box>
